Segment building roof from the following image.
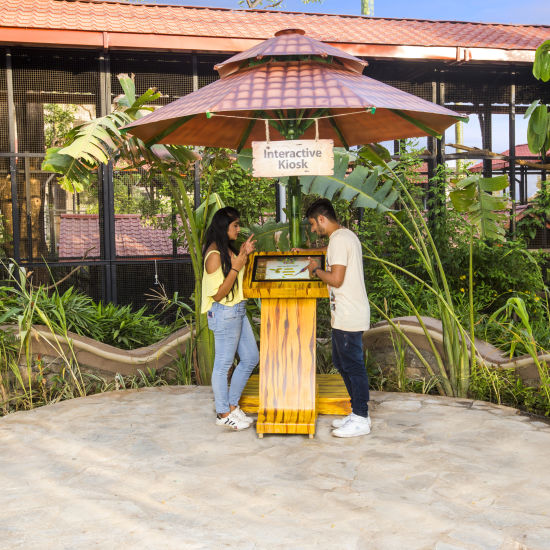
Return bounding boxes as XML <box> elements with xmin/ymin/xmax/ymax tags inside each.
<box><xmin>58</xmin><ymin>213</ymin><xmax>187</xmax><ymax>258</ymax></box>
<box><xmin>470</xmin><ymin>144</ymin><xmax>549</xmax><ymax>172</ymax></box>
<box><xmin>0</xmin><ymin>0</ymin><xmax>547</xmax><ymax>62</ymax></box>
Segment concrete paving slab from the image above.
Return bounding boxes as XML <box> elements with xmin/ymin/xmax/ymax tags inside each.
<box><xmin>1</xmin><ymin>387</ymin><xmax>549</xmax><ymax>550</ymax></box>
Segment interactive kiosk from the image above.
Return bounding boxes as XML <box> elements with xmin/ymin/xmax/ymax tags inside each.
<box><xmin>243</xmin><ymin>251</ymin><xmax>328</xmax><ymax>438</ymax></box>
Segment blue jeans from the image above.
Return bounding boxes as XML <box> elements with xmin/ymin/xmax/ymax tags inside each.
<box><xmin>207</xmin><ymin>301</ymin><xmax>259</xmax><ymax>414</ymax></box>
<box><xmin>332</xmin><ymin>328</ymin><xmax>369</xmax><ymax>417</ymax></box>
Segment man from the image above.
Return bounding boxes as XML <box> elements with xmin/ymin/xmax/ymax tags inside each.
<box><xmin>303</xmin><ymin>198</ymin><xmax>371</xmax><ymax>437</ymax></box>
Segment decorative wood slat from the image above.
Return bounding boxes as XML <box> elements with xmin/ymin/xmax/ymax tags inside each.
<box><xmin>256</xmin><ymin>298</ymin><xmax>317</xmax><ymax>436</ymax></box>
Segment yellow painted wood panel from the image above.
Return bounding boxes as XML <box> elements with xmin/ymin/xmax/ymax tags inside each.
<box><xmin>256</xmin><ymin>298</ymin><xmax>318</xmax><ymax>435</ymax></box>
<box><xmin>240</xmin><ymin>374</ymin><xmax>352</xmax><ymax>416</ymax></box>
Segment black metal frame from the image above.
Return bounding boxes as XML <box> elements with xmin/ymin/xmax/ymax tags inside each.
<box><xmin>2</xmin><ymin>47</ymin><xmax>550</xmax><ymax>305</ymax></box>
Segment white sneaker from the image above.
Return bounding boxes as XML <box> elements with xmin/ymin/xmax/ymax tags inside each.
<box><xmin>332</xmin><ymin>413</ymin><xmax>371</xmax><ymax>438</ymax></box>
<box><xmin>231</xmin><ymin>406</ymin><xmax>254</xmax><ymax>426</ymax></box>
<box><xmin>215</xmin><ymin>410</ymin><xmax>250</xmax><ymax>431</ymax></box>
<box><xmin>332</xmin><ymin>413</ymin><xmax>371</xmax><ymax>429</ymax></box>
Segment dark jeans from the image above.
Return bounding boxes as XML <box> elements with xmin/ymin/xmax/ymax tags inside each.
<box><xmin>332</xmin><ymin>328</ymin><xmax>369</xmax><ymax>417</ymax></box>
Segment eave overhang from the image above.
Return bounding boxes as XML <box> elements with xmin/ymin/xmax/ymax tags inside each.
<box><xmin>0</xmin><ymin>27</ymin><xmax>536</xmax><ymax>65</ymax></box>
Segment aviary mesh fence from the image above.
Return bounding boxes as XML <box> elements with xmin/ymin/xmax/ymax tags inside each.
<box><xmin>1</xmin><ymin>48</ymin><xmax>549</xmax><ymax>308</ymax></box>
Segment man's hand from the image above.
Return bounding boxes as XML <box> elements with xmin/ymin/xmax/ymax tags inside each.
<box><xmin>307</xmin><ymin>257</ymin><xmax>321</xmax><ymax>277</ymax></box>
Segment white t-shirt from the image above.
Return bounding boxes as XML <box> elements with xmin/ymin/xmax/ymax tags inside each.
<box><xmin>326</xmin><ymin>227</ymin><xmax>370</xmax><ymax>332</ymax></box>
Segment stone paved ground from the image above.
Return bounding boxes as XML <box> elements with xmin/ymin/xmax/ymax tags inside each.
<box><xmin>1</xmin><ymin>387</ymin><xmax>549</xmax><ymax>550</ymax></box>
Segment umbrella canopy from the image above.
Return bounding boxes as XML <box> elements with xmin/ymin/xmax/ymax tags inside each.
<box><xmin>125</xmin><ymin>29</ymin><xmax>463</xmax><ymax>149</ymax></box>
<box><xmin>214</xmin><ymin>28</ymin><xmax>368</xmax><ymax>78</ymax></box>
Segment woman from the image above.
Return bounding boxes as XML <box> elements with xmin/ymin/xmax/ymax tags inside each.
<box><xmin>201</xmin><ymin>207</ymin><xmax>259</xmax><ymax>431</ymax></box>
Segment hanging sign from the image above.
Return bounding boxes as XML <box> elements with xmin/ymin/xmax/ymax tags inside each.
<box><xmin>252</xmin><ymin>140</ymin><xmax>334</xmax><ymax>177</ymax></box>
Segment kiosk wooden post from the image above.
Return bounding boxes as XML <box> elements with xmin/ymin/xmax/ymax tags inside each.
<box><xmin>243</xmin><ymin>252</ymin><xmax>328</xmax><ymax>438</ymax></box>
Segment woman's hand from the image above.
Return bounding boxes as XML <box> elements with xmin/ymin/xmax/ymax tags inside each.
<box><xmin>232</xmin><ymin>234</ymin><xmax>256</xmax><ymax>271</ymax></box>
<box><xmin>240</xmin><ymin>233</ymin><xmax>256</xmax><ymax>255</ymax></box>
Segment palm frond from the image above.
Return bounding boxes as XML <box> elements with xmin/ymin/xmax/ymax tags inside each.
<box><xmin>41</xmin><ymin>74</ymin><xmax>195</xmax><ymax>192</ymax></box>
<box><xmin>300</xmin><ymin>151</ymin><xmax>398</xmax><ymax>212</ymax></box>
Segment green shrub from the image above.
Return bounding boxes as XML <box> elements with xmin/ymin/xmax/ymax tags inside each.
<box><xmin>94</xmin><ymin>302</ymin><xmax>170</xmax><ymax>349</ymax></box>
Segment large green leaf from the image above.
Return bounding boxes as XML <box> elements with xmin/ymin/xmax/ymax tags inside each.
<box><xmin>245</xmin><ymin>220</ymin><xmax>292</xmax><ymax>252</ymax></box>
<box><xmin>116</xmin><ymin>73</ymin><xmax>136</xmax><ymax>107</ymax></box>
<box><xmin>194</xmin><ymin>193</ymin><xmax>225</xmax><ymax>233</ymax></box>
<box><xmin>449</xmin><ymin>174</ymin><xmax>509</xmax><ymax>241</ymax></box>
<box><xmin>527</xmin><ymin>114</ymin><xmax>548</xmax><ymax>155</ymax></box>
<box><xmin>300</xmin><ymin>151</ymin><xmax>398</xmax><ymax>212</ymax></box>
<box><xmin>531</xmin><ymin>104</ymin><xmax>548</xmax><ymax>135</ymax></box>
<box><xmin>41</xmin><ymin>148</ymin><xmax>93</xmax><ymax>192</ymax></box>
<box><xmin>449</xmin><ymin>184</ymin><xmax>476</xmax><ymax>211</ymax></box>
<box><xmin>479</xmin><ymin>175</ymin><xmax>509</xmax><ymax>193</ymax></box>
<box><xmin>358</xmin><ymin>143</ymin><xmax>392</xmax><ymax>165</ymax></box>
<box><xmin>533</xmin><ymin>40</ymin><xmax>550</xmax><ymax>82</ymax></box>
<box><xmin>236</xmin><ymin>148</ymin><xmax>253</xmax><ymax>172</ymax></box>
<box><xmin>524</xmin><ymin>99</ymin><xmax>541</xmax><ymax>120</ymax></box>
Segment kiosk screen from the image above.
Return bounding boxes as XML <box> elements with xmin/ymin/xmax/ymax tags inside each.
<box><xmin>251</xmin><ymin>255</ymin><xmax>325</xmax><ymax>282</ymax></box>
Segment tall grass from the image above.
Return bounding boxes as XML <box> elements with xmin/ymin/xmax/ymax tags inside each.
<box><xmin>0</xmin><ymin>263</ymin><xmax>195</xmax><ymax>416</ymax></box>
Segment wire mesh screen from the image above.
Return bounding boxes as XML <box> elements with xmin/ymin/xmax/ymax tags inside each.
<box><xmin>109</xmin><ymin>168</ymin><xmax>192</xmax><ymax>259</ymax></box>
<box><xmin>0</xmin><ymin>60</ymin><xmax>8</xmax><ymax>153</ymax></box>
<box><xmin>2</xmin><ymin>157</ymin><xmax>102</xmax><ymax>263</ymax></box>
<box><xmin>55</xmin><ymin>171</ymin><xmax>101</xmax><ymax>261</ymax></box>
<box><xmin>197</xmin><ymin>54</ymin><xmax>228</xmax><ymax>88</ymax></box>
<box><xmin>116</xmin><ymin>260</ymin><xmax>194</xmax><ymax>313</ymax></box>
<box><xmin>365</xmin><ymin>60</ymin><xmax>435</xmax><ymax>101</ymax></box>
<box><xmin>110</xmin><ymin>52</ymin><xmax>194</xmax><ymax>106</ymax></box>
<box><xmin>11</xmin><ymin>49</ymin><xmax>101</xmax><ymax>154</ymax></box>
<box><xmin>0</xmin><ymin>157</ymin><xmax>12</xmax><ymax>260</ymax></box>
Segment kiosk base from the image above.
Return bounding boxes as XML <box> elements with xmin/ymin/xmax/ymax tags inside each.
<box><xmin>240</xmin><ymin>374</ymin><xmax>352</xmax><ymax>418</ymax></box>
<box><xmin>242</xmin><ymin>251</ymin><xmax>331</xmax><ymax>438</ymax></box>
<box><xmin>255</xmin><ymin>298</ymin><xmax>318</xmax><ymax>437</ymax></box>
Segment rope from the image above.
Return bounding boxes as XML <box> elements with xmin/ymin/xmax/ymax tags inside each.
<box><xmin>204</xmin><ymin>108</ymin><xmax>375</xmax><ymax>122</ymax></box>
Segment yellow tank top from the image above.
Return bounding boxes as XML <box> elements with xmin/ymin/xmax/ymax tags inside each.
<box><xmin>200</xmin><ymin>249</ymin><xmax>245</xmax><ymax>314</ymax></box>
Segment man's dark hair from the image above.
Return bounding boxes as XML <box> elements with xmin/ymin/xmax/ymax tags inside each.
<box><xmin>305</xmin><ymin>198</ymin><xmax>337</xmax><ymax>222</ymax></box>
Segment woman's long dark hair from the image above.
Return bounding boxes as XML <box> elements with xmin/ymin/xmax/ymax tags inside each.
<box><xmin>202</xmin><ymin>206</ymin><xmax>241</xmax><ymax>300</ymax></box>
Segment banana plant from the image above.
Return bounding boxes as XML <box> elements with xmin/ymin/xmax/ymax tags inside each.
<box><xmin>524</xmin><ymin>41</ymin><xmax>550</xmax><ymax>161</ymax></box>
<box><xmin>357</xmin><ymin>144</ymin><xmax>513</xmax><ymax>397</ymax></box>
<box><xmin>243</xmin><ymin>220</ymin><xmax>291</xmax><ymax>251</ymax></box>
<box><xmin>42</xmin><ymin>74</ymin><xmax>197</xmax><ymax>192</ymax></box>
<box><xmin>41</xmin><ymin>74</ymin><xmax>217</xmax><ymax>384</ymax></box>
<box><xmin>449</xmin><ymin>173</ymin><xmax>509</xmax><ymax>374</ymax></box>
<box><xmin>238</xmin><ymin>147</ymin><xmax>399</xmax><ymax>250</ymax></box>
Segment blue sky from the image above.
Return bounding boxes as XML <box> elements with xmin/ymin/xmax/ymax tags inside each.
<box><xmin>149</xmin><ymin>0</ymin><xmax>550</xmax><ymax>25</ymax></box>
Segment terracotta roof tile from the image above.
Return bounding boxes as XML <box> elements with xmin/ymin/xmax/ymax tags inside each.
<box><xmin>1</xmin><ymin>0</ymin><xmax>548</xmax><ymax>51</ymax></box>
<box><xmin>58</xmin><ymin>213</ymin><xmax>188</xmax><ymax>258</ymax></box>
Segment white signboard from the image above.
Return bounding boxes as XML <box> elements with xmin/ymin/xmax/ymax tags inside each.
<box><xmin>252</xmin><ymin>139</ymin><xmax>334</xmax><ymax>177</ymax></box>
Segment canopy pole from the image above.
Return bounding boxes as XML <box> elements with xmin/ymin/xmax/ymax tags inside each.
<box><xmin>287</xmin><ymin>176</ymin><xmax>302</xmax><ymax>248</ymax></box>
<box><xmin>283</xmin><ymin>117</ymin><xmax>304</xmax><ymax>248</ymax></box>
